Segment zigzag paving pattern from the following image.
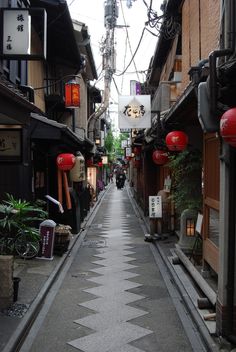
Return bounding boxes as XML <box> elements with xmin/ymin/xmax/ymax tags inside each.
<box><xmin>68</xmin><ymin>189</ymin><xmax>153</xmax><ymax>352</ymax></box>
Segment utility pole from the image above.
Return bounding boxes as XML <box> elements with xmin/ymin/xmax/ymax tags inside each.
<box><xmin>87</xmin><ymin>0</ymin><xmax>118</xmax><ymax>140</ymax></box>
<box><xmin>103</xmin><ymin>0</ymin><xmax>118</xmax><ymax>107</ymax></box>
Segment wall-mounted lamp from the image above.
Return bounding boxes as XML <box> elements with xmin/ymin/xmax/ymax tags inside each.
<box><xmin>95</xmin><ymin>138</ymin><xmax>101</xmax><ymax>145</ymax></box>
<box><xmin>65</xmin><ymin>79</ymin><xmax>80</xmax><ymax>108</ymax></box>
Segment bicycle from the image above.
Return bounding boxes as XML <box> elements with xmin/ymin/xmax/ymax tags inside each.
<box><xmin>0</xmin><ymin>230</ymin><xmax>40</xmax><ymax>259</ymax></box>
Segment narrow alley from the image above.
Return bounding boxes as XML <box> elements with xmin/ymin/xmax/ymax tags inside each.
<box><xmin>3</xmin><ymin>184</ymin><xmax>212</xmax><ymax>352</ymax></box>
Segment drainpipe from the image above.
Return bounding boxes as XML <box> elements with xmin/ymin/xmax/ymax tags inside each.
<box><xmin>87</xmin><ymin>76</ymin><xmax>111</xmax><ymax>141</ymax></box>
<box><xmin>209</xmin><ymin>0</ymin><xmax>236</xmax><ymax>117</ymax></box>
<box><xmin>209</xmin><ymin>49</ymin><xmax>232</xmax><ymax>116</ymax></box>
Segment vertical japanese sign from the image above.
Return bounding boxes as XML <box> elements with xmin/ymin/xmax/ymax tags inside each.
<box><xmin>125</xmin><ymin>147</ymin><xmax>132</xmax><ymax>158</ymax></box>
<box><xmin>118</xmin><ymin>95</ymin><xmax>151</xmax><ymax>129</ymax></box>
<box><xmin>3</xmin><ymin>10</ymin><xmax>31</xmax><ymax>55</ymax></box>
<box><xmin>38</xmin><ymin>220</ymin><xmax>56</xmax><ymax>260</ymax></box>
<box><xmin>149</xmin><ymin>196</ymin><xmax>162</xmax><ymax>218</ymax></box>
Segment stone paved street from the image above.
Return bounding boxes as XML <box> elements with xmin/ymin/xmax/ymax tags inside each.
<box><xmin>18</xmin><ymin>185</ymin><xmax>206</xmax><ymax>352</ymax></box>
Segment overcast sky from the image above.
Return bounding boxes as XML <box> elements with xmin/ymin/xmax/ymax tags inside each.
<box><xmin>66</xmin><ymin>0</ymin><xmax>163</xmax><ymax>102</ymax></box>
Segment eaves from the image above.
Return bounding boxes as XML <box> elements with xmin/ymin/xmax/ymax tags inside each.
<box><xmin>73</xmin><ymin>20</ymin><xmax>98</xmax><ymax>81</ymax></box>
<box><xmin>32</xmin><ymin>0</ymin><xmax>82</xmax><ymax>71</ymax></box>
<box><xmin>0</xmin><ymin>80</ymin><xmax>42</xmax><ymax>124</ymax></box>
<box><xmin>164</xmin><ymin>82</ymin><xmax>198</xmax><ymax>127</ymax></box>
<box><xmin>147</xmin><ymin>0</ymin><xmax>183</xmax><ymax>85</ymax></box>
<box><xmin>30</xmin><ymin>112</ymin><xmax>94</xmax><ymax>150</ymax></box>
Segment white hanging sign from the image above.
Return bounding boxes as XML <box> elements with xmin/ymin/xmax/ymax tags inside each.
<box><xmin>3</xmin><ymin>10</ymin><xmax>31</xmax><ymax>55</ymax></box>
<box><xmin>118</xmin><ymin>95</ymin><xmax>151</xmax><ymax>129</ymax></box>
<box><xmin>125</xmin><ymin>147</ymin><xmax>132</xmax><ymax>157</ymax></box>
<box><xmin>149</xmin><ymin>196</ymin><xmax>162</xmax><ymax>218</ymax></box>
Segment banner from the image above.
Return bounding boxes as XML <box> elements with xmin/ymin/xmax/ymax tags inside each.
<box><xmin>118</xmin><ymin>95</ymin><xmax>151</xmax><ymax>129</ymax></box>
<box><xmin>130</xmin><ymin>80</ymin><xmax>141</xmax><ymax>95</ymax></box>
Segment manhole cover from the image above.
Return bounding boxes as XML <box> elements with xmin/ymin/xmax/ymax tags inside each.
<box><xmin>82</xmin><ymin>240</ymin><xmax>106</xmax><ymax>248</ymax></box>
<box><xmin>1</xmin><ymin>303</ymin><xmax>29</xmax><ymax>318</ymax></box>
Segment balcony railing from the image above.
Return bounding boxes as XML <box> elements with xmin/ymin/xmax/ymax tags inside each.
<box><xmin>44</xmin><ymin>78</ymin><xmax>65</xmax><ymax>108</ymax></box>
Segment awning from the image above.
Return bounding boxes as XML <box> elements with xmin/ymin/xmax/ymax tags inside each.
<box><xmin>30</xmin><ymin>113</ymin><xmax>94</xmax><ymax>150</ymax></box>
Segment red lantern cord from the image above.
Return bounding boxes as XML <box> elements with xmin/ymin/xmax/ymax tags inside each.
<box><xmin>56</xmin><ymin>154</ymin><xmax>75</xmax><ymax>210</ymax></box>
<box><xmin>57</xmin><ymin>168</ymin><xmax>63</xmax><ymax>206</ymax></box>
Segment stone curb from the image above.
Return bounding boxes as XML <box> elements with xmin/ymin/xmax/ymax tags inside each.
<box><xmin>126</xmin><ymin>185</ymin><xmax>219</xmax><ymax>352</ymax></box>
<box><xmin>2</xmin><ymin>186</ymin><xmax>110</xmax><ymax>352</ymax></box>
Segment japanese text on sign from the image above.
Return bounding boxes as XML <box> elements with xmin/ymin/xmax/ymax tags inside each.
<box><xmin>123</xmin><ymin>104</ymin><xmax>145</xmax><ymax>119</ymax></box>
<box><xmin>149</xmin><ymin>196</ymin><xmax>162</xmax><ymax>218</ymax></box>
<box><xmin>3</xmin><ymin>10</ymin><xmax>31</xmax><ymax>55</ymax></box>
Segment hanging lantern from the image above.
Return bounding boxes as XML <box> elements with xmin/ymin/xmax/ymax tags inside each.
<box><xmin>56</xmin><ymin>153</ymin><xmax>75</xmax><ymax>211</ymax></box>
<box><xmin>220</xmin><ymin>108</ymin><xmax>236</xmax><ymax>147</ymax></box>
<box><xmin>152</xmin><ymin>150</ymin><xmax>169</xmax><ymax>165</ymax></box>
<box><xmin>65</xmin><ymin>79</ymin><xmax>80</xmax><ymax>108</ymax></box>
<box><xmin>165</xmin><ymin>131</ymin><xmax>188</xmax><ymax>151</ymax></box>
<box><xmin>70</xmin><ymin>152</ymin><xmax>85</xmax><ymax>182</ymax></box>
<box><xmin>56</xmin><ymin>153</ymin><xmax>75</xmax><ymax>171</ymax></box>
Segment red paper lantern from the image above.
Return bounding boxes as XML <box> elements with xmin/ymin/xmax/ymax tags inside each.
<box><xmin>65</xmin><ymin>80</ymin><xmax>80</xmax><ymax>108</ymax></box>
<box><xmin>152</xmin><ymin>150</ymin><xmax>169</xmax><ymax>165</ymax></box>
<box><xmin>97</xmin><ymin>161</ymin><xmax>103</xmax><ymax>167</ymax></box>
<box><xmin>220</xmin><ymin>108</ymin><xmax>236</xmax><ymax>147</ymax></box>
<box><xmin>56</xmin><ymin>153</ymin><xmax>75</xmax><ymax>171</ymax></box>
<box><xmin>165</xmin><ymin>131</ymin><xmax>188</xmax><ymax>151</ymax></box>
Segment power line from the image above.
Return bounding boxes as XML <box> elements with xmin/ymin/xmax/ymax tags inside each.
<box><xmin>114</xmin><ymin>26</ymin><xmax>146</xmax><ymax>76</ymax></box>
<box><xmin>119</xmin><ymin>0</ymin><xmax>141</xmax><ymax>83</ymax></box>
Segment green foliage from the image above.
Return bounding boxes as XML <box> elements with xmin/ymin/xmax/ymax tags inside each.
<box><xmin>104</xmin><ymin>131</ymin><xmax>114</xmax><ymax>154</ymax></box>
<box><xmin>0</xmin><ymin>194</ymin><xmax>48</xmax><ymax>240</ymax></box>
<box><xmin>113</xmin><ymin>133</ymin><xmax>129</xmax><ymax>159</ymax></box>
<box><xmin>105</xmin><ymin>131</ymin><xmax>130</xmax><ymax>162</ymax></box>
<box><xmin>168</xmin><ymin>150</ymin><xmax>202</xmax><ymax>214</ymax></box>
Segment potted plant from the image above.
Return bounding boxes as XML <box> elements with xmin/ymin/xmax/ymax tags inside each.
<box><xmin>0</xmin><ymin>193</ymin><xmax>48</xmax><ymax>257</ymax></box>
<box><xmin>168</xmin><ymin>149</ymin><xmax>203</xmax><ymax>252</ymax></box>
<box><xmin>0</xmin><ymin>194</ymin><xmax>47</xmax><ymax>307</ymax></box>
<box><xmin>168</xmin><ymin>149</ymin><xmax>202</xmax><ymax>215</ymax></box>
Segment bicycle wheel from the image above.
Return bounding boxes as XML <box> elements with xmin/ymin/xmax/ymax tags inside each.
<box><xmin>0</xmin><ymin>236</ymin><xmax>14</xmax><ymax>255</ymax></box>
<box><xmin>15</xmin><ymin>233</ymin><xmax>40</xmax><ymax>259</ymax></box>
